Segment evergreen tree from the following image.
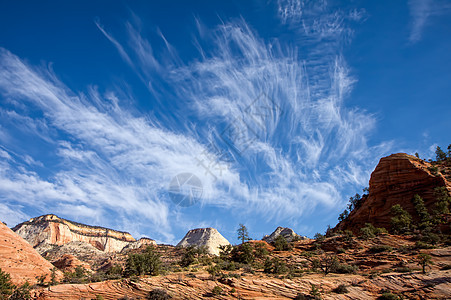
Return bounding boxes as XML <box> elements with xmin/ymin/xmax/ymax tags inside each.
<box><xmin>0</xmin><ymin>268</ymin><xmax>14</xmax><ymax>299</ymax></box>
<box><xmin>435</xmin><ymin>146</ymin><xmax>447</xmax><ymax>161</ymax></box>
<box><xmin>237</xmin><ymin>224</ymin><xmax>251</xmax><ymax>244</ymax></box>
<box><xmin>412</xmin><ymin>194</ymin><xmax>432</xmax><ymax>230</ymax></box>
<box><xmin>390</xmin><ymin>204</ymin><xmax>412</xmax><ymax>234</ymax></box>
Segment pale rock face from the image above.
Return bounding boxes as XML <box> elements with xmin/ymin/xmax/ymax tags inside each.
<box><xmin>262</xmin><ymin>226</ymin><xmax>305</xmax><ymax>243</ymax></box>
<box><xmin>177</xmin><ymin>228</ymin><xmax>231</xmax><ymax>256</ymax></box>
<box><xmin>12</xmin><ymin>214</ymin><xmax>156</xmax><ymax>253</ymax></box>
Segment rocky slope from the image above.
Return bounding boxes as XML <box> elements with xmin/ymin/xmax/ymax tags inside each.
<box><xmin>0</xmin><ymin>221</ymin><xmax>62</xmax><ymax>285</ymax></box>
<box><xmin>32</xmin><ymin>235</ymin><xmax>451</xmax><ymax>299</ymax></box>
<box><xmin>177</xmin><ymin>228</ymin><xmax>231</xmax><ymax>256</ymax></box>
<box><xmin>13</xmin><ymin>214</ymin><xmax>155</xmax><ymax>253</ymax></box>
<box><xmin>263</xmin><ymin>226</ymin><xmax>306</xmax><ymax>243</ymax></box>
<box><xmin>335</xmin><ymin>153</ymin><xmax>451</xmax><ymax>233</ymax></box>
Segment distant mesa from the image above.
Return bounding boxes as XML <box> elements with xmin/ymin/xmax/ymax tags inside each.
<box><xmin>263</xmin><ymin>226</ymin><xmax>306</xmax><ymax>243</ymax></box>
<box><xmin>12</xmin><ymin>214</ymin><xmax>156</xmax><ymax>253</ymax></box>
<box><xmin>177</xmin><ymin>227</ymin><xmax>231</xmax><ymax>256</ymax></box>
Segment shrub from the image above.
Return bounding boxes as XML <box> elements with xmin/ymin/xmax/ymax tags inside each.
<box><xmin>312</xmin><ymin>255</ymin><xmax>339</xmax><ymax>275</ymax></box>
<box><xmin>218</xmin><ymin>244</ymin><xmax>233</xmax><ymax>260</ymax></box>
<box><xmin>231</xmin><ymin>243</ymin><xmax>254</xmax><ymax>264</ymax></box>
<box><xmin>334</xmin><ymin>263</ymin><xmax>358</xmax><ymax>274</ymax></box>
<box><xmin>314</xmin><ymin>233</ymin><xmax>325</xmax><ymax>242</ymax></box>
<box><xmin>206</xmin><ymin>264</ymin><xmax>221</xmax><ymax>279</ymax></box>
<box><xmin>309</xmin><ymin>284</ymin><xmax>321</xmax><ymax>299</ymax></box>
<box><xmin>369</xmin><ymin>245</ymin><xmax>393</xmax><ymax>253</ymax></box>
<box><xmin>360</xmin><ymin>223</ymin><xmax>387</xmax><ymax>240</ymax></box>
<box><xmin>220</xmin><ymin>261</ymin><xmax>236</xmax><ymax>271</ymax></box>
<box><xmin>180</xmin><ymin>245</ymin><xmax>205</xmax><ymax>267</ymax></box>
<box><xmin>274</xmin><ymin>235</ymin><xmax>290</xmax><ymax>251</ymax></box>
<box><xmin>433</xmin><ymin>187</ymin><xmax>451</xmax><ymax>219</ymax></box>
<box><xmin>0</xmin><ymin>268</ymin><xmax>14</xmax><ymax>298</ymax></box>
<box><xmin>343</xmin><ymin>230</ymin><xmax>354</xmax><ymax>243</ymax></box>
<box><xmin>332</xmin><ymin>284</ymin><xmax>348</xmax><ymax>294</ymax></box>
<box><xmin>415</xmin><ymin>241</ymin><xmax>434</xmax><ymax>249</ymax></box>
<box><xmin>377</xmin><ymin>292</ymin><xmax>399</xmax><ymax>300</ymax></box>
<box><xmin>106</xmin><ymin>264</ymin><xmax>123</xmax><ymax>280</ymax></box>
<box><xmin>254</xmin><ymin>243</ymin><xmax>269</xmax><ymax>258</ymax></box>
<box><xmin>212</xmin><ymin>286</ymin><xmax>223</xmax><ymax>295</ymax></box>
<box><xmin>360</xmin><ymin>226</ymin><xmax>375</xmax><ymax>240</ymax></box>
<box><xmin>336</xmin><ymin>247</ymin><xmax>346</xmax><ymax>254</ymax></box>
<box><xmin>428</xmin><ymin>166</ymin><xmax>439</xmax><ymax>175</ymax></box>
<box><xmin>146</xmin><ymin>288</ymin><xmax>172</xmax><ymax>300</ymax></box>
<box><xmin>263</xmin><ymin>258</ymin><xmax>288</xmax><ymax>274</ymax></box>
<box><xmin>125</xmin><ymin>246</ymin><xmax>161</xmax><ymax>277</ymax></box>
<box><xmin>421</xmin><ymin>232</ymin><xmax>440</xmax><ymax>245</ymax></box>
<box><xmin>8</xmin><ymin>282</ymin><xmax>31</xmax><ymax>300</ymax></box>
<box><xmin>64</xmin><ymin>265</ymin><xmax>89</xmax><ymax>284</ymax></box>
<box><xmin>390</xmin><ymin>205</ymin><xmax>412</xmax><ymax>234</ymax></box>
<box><xmin>417</xmin><ymin>253</ymin><xmax>433</xmax><ymax>274</ymax></box>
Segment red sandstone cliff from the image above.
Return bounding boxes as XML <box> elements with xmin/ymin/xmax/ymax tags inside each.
<box><xmin>0</xmin><ymin>221</ymin><xmax>63</xmax><ymax>285</ymax></box>
<box><xmin>335</xmin><ymin>153</ymin><xmax>451</xmax><ymax>233</ymax></box>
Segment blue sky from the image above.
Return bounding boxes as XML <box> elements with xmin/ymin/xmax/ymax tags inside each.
<box><xmin>0</xmin><ymin>0</ymin><xmax>450</xmax><ymax>244</ymax></box>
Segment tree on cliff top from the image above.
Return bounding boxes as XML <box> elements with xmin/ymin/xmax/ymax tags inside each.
<box><xmin>237</xmin><ymin>224</ymin><xmax>251</xmax><ymax>244</ymax></box>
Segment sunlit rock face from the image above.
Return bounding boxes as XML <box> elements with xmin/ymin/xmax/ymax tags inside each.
<box><xmin>263</xmin><ymin>226</ymin><xmax>306</xmax><ymax>243</ymax></box>
<box><xmin>335</xmin><ymin>153</ymin><xmax>451</xmax><ymax>233</ymax></box>
<box><xmin>177</xmin><ymin>227</ymin><xmax>231</xmax><ymax>256</ymax></box>
<box><xmin>0</xmin><ymin>221</ymin><xmax>63</xmax><ymax>285</ymax></box>
<box><xmin>13</xmin><ymin>214</ymin><xmax>156</xmax><ymax>253</ymax></box>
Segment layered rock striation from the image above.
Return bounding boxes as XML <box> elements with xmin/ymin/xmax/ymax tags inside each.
<box><xmin>336</xmin><ymin>153</ymin><xmax>451</xmax><ymax>233</ymax></box>
<box><xmin>0</xmin><ymin>221</ymin><xmax>62</xmax><ymax>285</ymax></box>
<box><xmin>177</xmin><ymin>228</ymin><xmax>231</xmax><ymax>256</ymax></box>
<box><xmin>13</xmin><ymin>214</ymin><xmax>155</xmax><ymax>253</ymax></box>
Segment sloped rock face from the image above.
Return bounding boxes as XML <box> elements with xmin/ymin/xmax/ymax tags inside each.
<box><xmin>263</xmin><ymin>226</ymin><xmax>306</xmax><ymax>243</ymax></box>
<box><xmin>51</xmin><ymin>254</ymin><xmax>92</xmax><ymax>273</ymax></box>
<box><xmin>12</xmin><ymin>214</ymin><xmax>156</xmax><ymax>253</ymax></box>
<box><xmin>177</xmin><ymin>228</ymin><xmax>230</xmax><ymax>256</ymax></box>
<box><xmin>0</xmin><ymin>221</ymin><xmax>62</xmax><ymax>285</ymax></box>
<box><xmin>336</xmin><ymin>153</ymin><xmax>451</xmax><ymax>233</ymax></box>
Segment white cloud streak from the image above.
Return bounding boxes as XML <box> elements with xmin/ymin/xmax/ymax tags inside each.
<box><xmin>408</xmin><ymin>0</ymin><xmax>451</xmax><ymax>43</ymax></box>
<box><xmin>0</xmin><ymin>1</ymin><xmax>392</xmax><ymax>241</ymax></box>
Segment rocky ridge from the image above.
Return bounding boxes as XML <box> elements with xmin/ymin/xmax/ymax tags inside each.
<box><xmin>263</xmin><ymin>226</ymin><xmax>306</xmax><ymax>243</ymax></box>
<box><xmin>177</xmin><ymin>227</ymin><xmax>231</xmax><ymax>256</ymax></box>
<box><xmin>12</xmin><ymin>214</ymin><xmax>155</xmax><ymax>253</ymax></box>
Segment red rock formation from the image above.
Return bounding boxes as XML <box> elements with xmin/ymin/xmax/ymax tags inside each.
<box><xmin>336</xmin><ymin>153</ymin><xmax>451</xmax><ymax>233</ymax></box>
<box><xmin>0</xmin><ymin>221</ymin><xmax>62</xmax><ymax>285</ymax></box>
<box><xmin>51</xmin><ymin>254</ymin><xmax>92</xmax><ymax>273</ymax></box>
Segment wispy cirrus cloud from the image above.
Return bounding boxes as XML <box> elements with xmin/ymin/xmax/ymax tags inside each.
<box><xmin>94</xmin><ymin>1</ymin><xmax>390</xmax><ymax>222</ymax></box>
<box><xmin>0</xmin><ymin>47</ymin><xmax>241</xmax><ymax>242</ymax></box>
<box><xmin>408</xmin><ymin>0</ymin><xmax>451</xmax><ymax>43</ymax></box>
<box><xmin>0</xmin><ymin>0</ymin><xmax>392</xmax><ymax>241</ymax></box>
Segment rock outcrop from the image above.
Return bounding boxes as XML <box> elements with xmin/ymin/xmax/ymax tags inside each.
<box><xmin>263</xmin><ymin>226</ymin><xmax>306</xmax><ymax>243</ymax></box>
<box><xmin>177</xmin><ymin>228</ymin><xmax>230</xmax><ymax>256</ymax></box>
<box><xmin>0</xmin><ymin>220</ymin><xmax>62</xmax><ymax>285</ymax></box>
<box><xmin>335</xmin><ymin>153</ymin><xmax>451</xmax><ymax>233</ymax></box>
<box><xmin>13</xmin><ymin>214</ymin><xmax>156</xmax><ymax>253</ymax></box>
<box><xmin>51</xmin><ymin>254</ymin><xmax>92</xmax><ymax>273</ymax></box>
